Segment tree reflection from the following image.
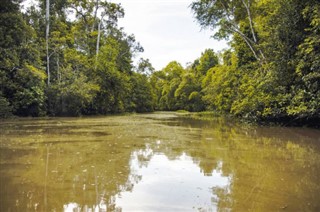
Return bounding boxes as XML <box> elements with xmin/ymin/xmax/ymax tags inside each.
<box><xmin>162</xmin><ymin>116</ymin><xmax>320</xmax><ymax>211</ymax></box>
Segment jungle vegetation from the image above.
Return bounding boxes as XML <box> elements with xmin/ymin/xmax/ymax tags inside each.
<box><xmin>0</xmin><ymin>0</ymin><xmax>319</xmax><ymax>126</ymax></box>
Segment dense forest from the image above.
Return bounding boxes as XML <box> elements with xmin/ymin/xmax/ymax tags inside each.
<box><xmin>0</xmin><ymin>0</ymin><xmax>319</xmax><ymax>126</ymax></box>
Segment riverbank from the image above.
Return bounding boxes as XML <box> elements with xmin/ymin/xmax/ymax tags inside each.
<box><xmin>1</xmin><ymin>110</ymin><xmax>319</xmax><ymax>129</ymax></box>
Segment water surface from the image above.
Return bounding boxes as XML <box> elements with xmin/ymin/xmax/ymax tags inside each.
<box><xmin>1</xmin><ymin>113</ymin><xmax>320</xmax><ymax>211</ymax></box>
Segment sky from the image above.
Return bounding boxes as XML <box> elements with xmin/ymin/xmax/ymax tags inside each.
<box><xmin>109</xmin><ymin>0</ymin><xmax>228</xmax><ymax>70</ymax></box>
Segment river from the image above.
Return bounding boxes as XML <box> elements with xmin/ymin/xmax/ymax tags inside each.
<box><xmin>0</xmin><ymin>112</ymin><xmax>320</xmax><ymax>211</ymax></box>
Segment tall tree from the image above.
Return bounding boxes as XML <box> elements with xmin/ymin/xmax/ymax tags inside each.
<box><xmin>194</xmin><ymin>48</ymin><xmax>219</xmax><ymax>77</ymax></box>
<box><xmin>46</xmin><ymin>0</ymin><xmax>50</xmax><ymax>85</ymax></box>
<box><xmin>0</xmin><ymin>0</ymin><xmax>46</xmax><ymax>116</ymax></box>
<box><xmin>150</xmin><ymin>61</ymin><xmax>185</xmax><ymax>111</ymax></box>
<box><xmin>191</xmin><ymin>0</ymin><xmax>265</xmax><ymax>63</ymax></box>
<box><xmin>289</xmin><ymin>1</ymin><xmax>320</xmax><ymax>118</ymax></box>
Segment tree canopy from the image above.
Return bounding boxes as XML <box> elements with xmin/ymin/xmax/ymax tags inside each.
<box><xmin>1</xmin><ymin>0</ymin><xmax>319</xmax><ymax>126</ymax></box>
<box><xmin>0</xmin><ymin>0</ymin><xmax>154</xmax><ymax>117</ymax></box>
<box><xmin>149</xmin><ymin>0</ymin><xmax>319</xmax><ymax>126</ymax></box>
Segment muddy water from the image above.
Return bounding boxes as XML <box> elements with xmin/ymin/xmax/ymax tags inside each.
<box><xmin>0</xmin><ymin>112</ymin><xmax>320</xmax><ymax>211</ymax></box>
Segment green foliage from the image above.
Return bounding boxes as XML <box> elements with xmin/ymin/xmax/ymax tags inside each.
<box><xmin>137</xmin><ymin>58</ymin><xmax>155</xmax><ymax>76</ymax></box>
<box><xmin>0</xmin><ymin>92</ymin><xmax>12</xmax><ymax>118</ymax></box>
<box><xmin>90</xmin><ymin>37</ymin><xmax>128</xmax><ymax>114</ymax></box>
<box><xmin>190</xmin><ymin>0</ymin><xmax>243</xmax><ymax>40</ymax></box>
<box><xmin>127</xmin><ymin>73</ymin><xmax>154</xmax><ymax>112</ymax></box>
<box><xmin>203</xmin><ymin>65</ymin><xmax>238</xmax><ymax>113</ymax></box>
<box><xmin>175</xmin><ymin>73</ymin><xmax>204</xmax><ymax>112</ymax></box>
<box><xmin>194</xmin><ymin>49</ymin><xmax>219</xmax><ymax>76</ymax></box>
<box><xmin>0</xmin><ymin>1</ymin><xmax>46</xmax><ymax>117</ymax></box>
<box><xmin>150</xmin><ymin>49</ymin><xmax>221</xmax><ymax>112</ymax></box>
<box><xmin>291</xmin><ymin>2</ymin><xmax>320</xmax><ymax>118</ymax></box>
<box><xmin>47</xmin><ymin>70</ymin><xmax>99</xmax><ymax>116</ymax></box>
<box><xmin>1</xmin><ymin>0</ymin><xmax>319</xmax><ymax>126</ymax></box>
<box><xmin>0</xmin><ymin>0</ymin><xmax>155</xmax><ymax>117</ymax></box>
<box><xmin>150</xmin><ymin>61</ymin><xmax>185</xmax><ymax>111</ymax></box>
<box><xmin>189</xmin><ymin>0</ymin><xmax>320</xmax><ymax>125</ymax></box>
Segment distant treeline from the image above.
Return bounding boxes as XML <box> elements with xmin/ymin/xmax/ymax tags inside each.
<box><xmin>1</xmin><ymin>0</ymin><xmax>319</xmax><ymax>126</ymax></box>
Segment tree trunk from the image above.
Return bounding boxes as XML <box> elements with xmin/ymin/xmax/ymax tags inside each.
<box><xmin>46</xmin><ymin>0</ymin><xmax>50</xmax><ymax>85</ymax></box>
<box><xmin>95</xmin><ymin>18</ymin><xmax>103</xmax><ymax>70</ymax></box>
<box><xmin>92</xmin><ymin>0</ymin><xmax>100</xmax><ymax>32</ymax></box>
<box><xmin>57</xmin><ymin>55</ymin><xmax>60</xmax><ymax>83</ymax></box>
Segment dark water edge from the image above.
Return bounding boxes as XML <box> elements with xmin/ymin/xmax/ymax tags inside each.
<box><xmin>177</xmin><ymin>111</ymin><xmax>320</xmax><ymax>129</ymax></box>
<box><xmin>259</xmin><ymin>116</ymin><xmax>320</xmax><ymax>129</ymax></box>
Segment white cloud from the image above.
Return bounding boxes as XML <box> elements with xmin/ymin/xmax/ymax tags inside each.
<box><xmin>110</xmin><ymin>0</ymin><xmax>227</xmax><ymax>70</ymax></box>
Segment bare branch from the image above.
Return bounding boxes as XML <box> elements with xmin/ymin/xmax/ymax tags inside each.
<box><xmin>225</xmin><ymin>25</ymin><xmax>261</xmax><ymax>61</ymax></box>
<box><xmin>91</xmin><ymin>0</ymin><xmax>100</xmax><ymax>32</ymax></box>
<box><xmin>241</xmin><ymin>0</ymin><xmax>257</xmax><ymax>43</ymax></box>
<box><xmin>219</xmin><ymin>0</ymin><xmax>256</xmax><ymax>45</ymax></box>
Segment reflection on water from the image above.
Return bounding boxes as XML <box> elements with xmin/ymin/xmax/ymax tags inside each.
<box><xmin>0</xmin><ymin>112</ymin><xmax>320</xmax><ymax>211</ymax></box>
<box><xmin>116</xmin><ymin>152</ymin><xmax>229</xmax><ymax>211</ymax></box>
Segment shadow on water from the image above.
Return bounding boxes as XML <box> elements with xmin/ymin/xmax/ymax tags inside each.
<box><xmin>0</xmin><ymin>112</ymin><xmax>320</xmax><ymax>211</ymax></box>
